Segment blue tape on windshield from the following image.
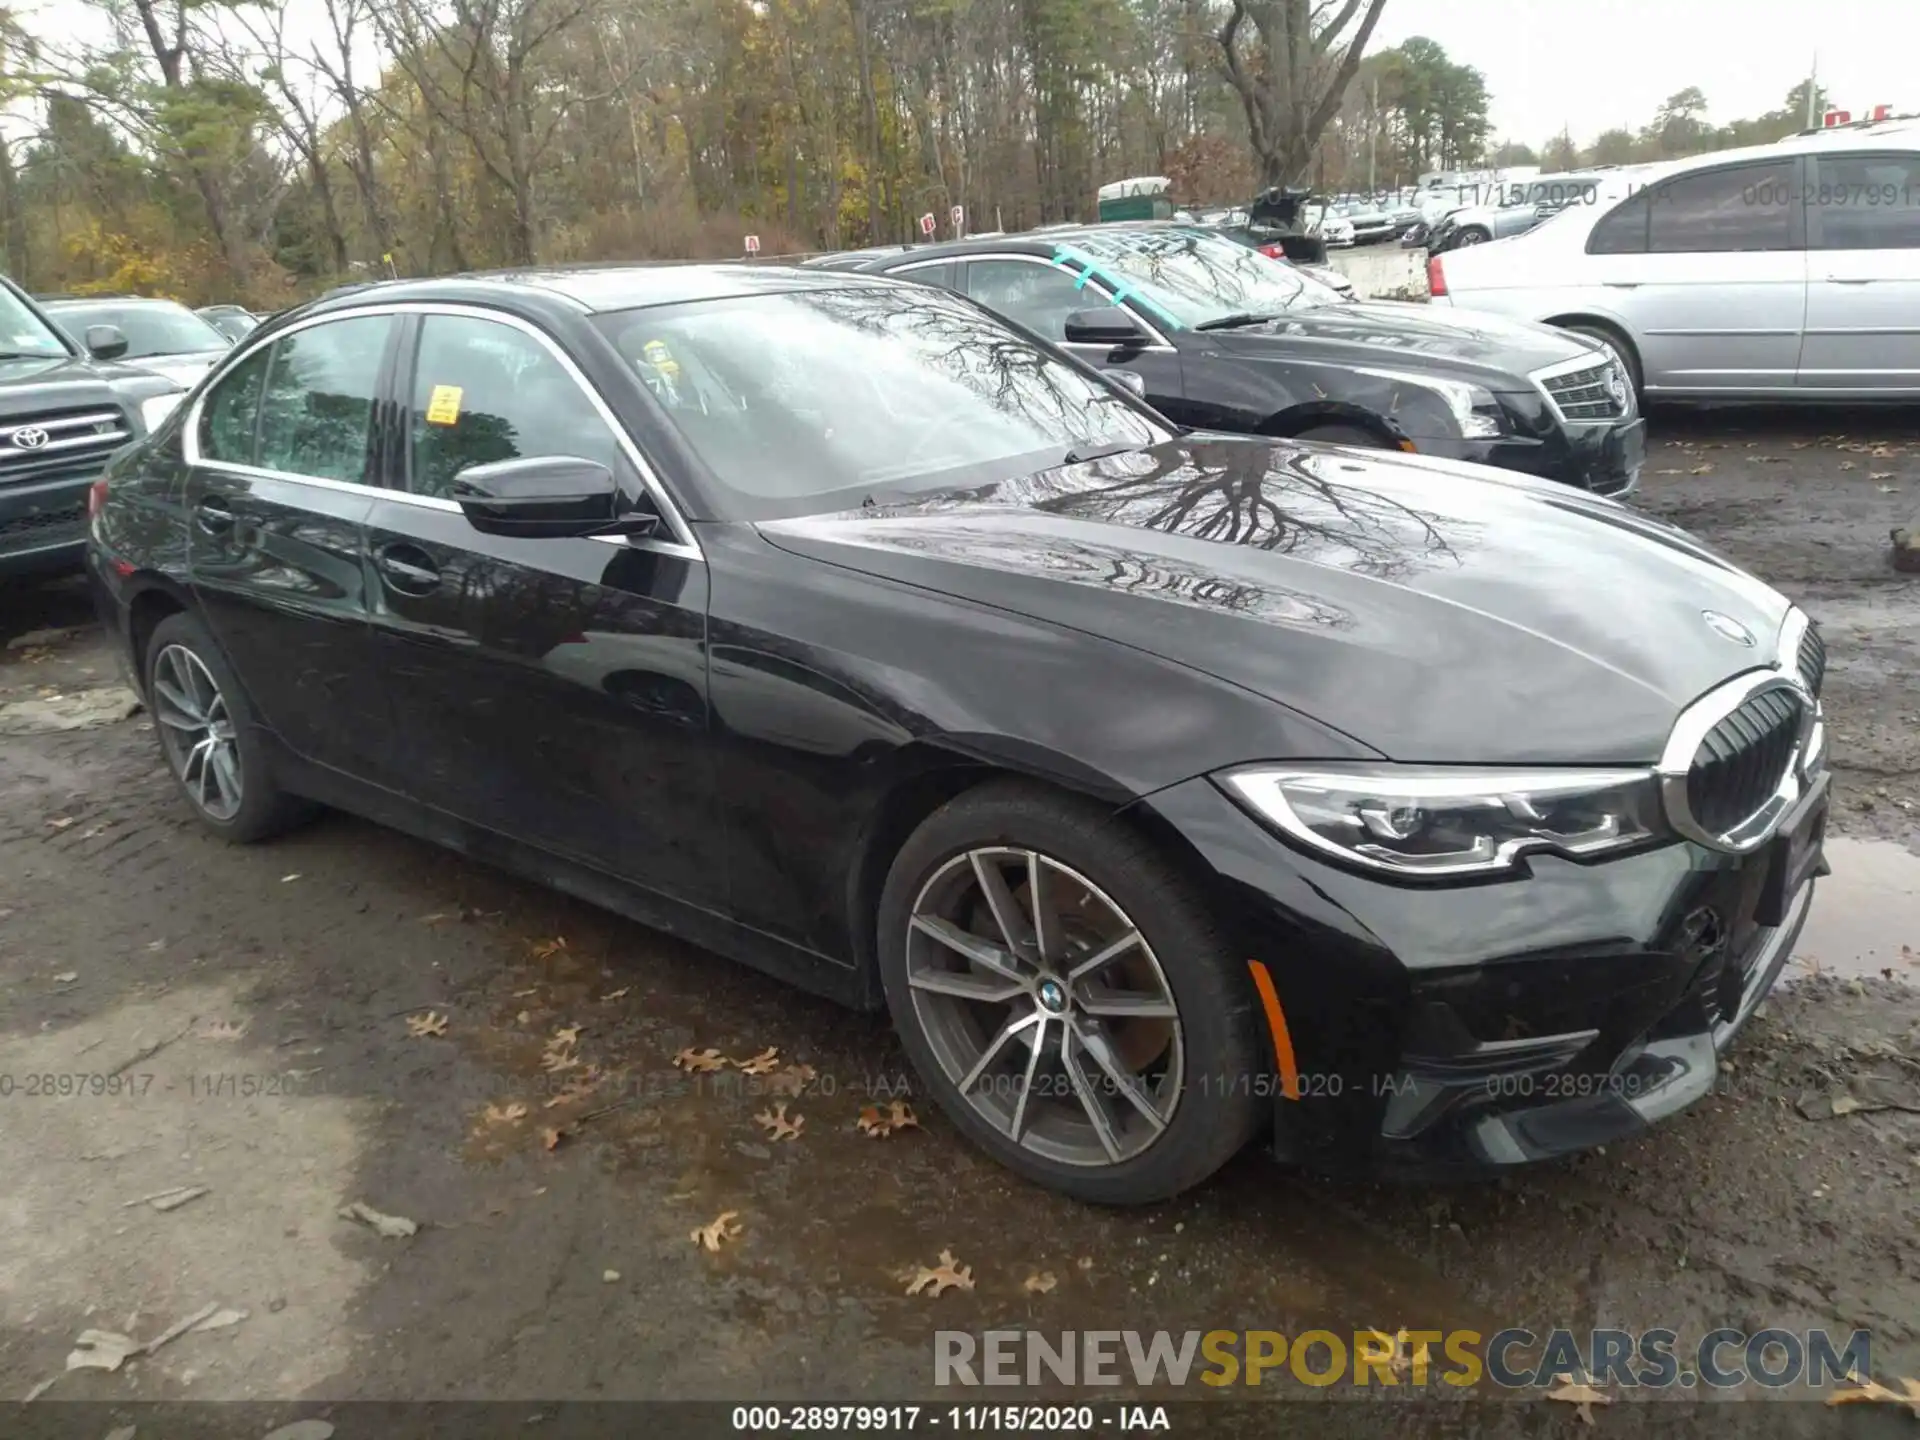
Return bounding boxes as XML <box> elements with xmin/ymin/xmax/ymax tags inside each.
<box><xmin>1050</xmin><ymin>245</ymin><xmax>1181</xmax><ymax>329</ymax></box>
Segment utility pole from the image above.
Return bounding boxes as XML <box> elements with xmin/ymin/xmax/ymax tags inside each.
<box><xmin>1368</xmin><ymin>75</ymin><xmax>1378</xmax><ymax>196</ymax></box>
<box><xmin>1806</xmin><ymin>52</ymin><xmax>1819</xmax><ymax>127</ymax></box>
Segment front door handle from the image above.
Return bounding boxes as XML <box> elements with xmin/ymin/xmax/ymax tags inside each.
<box><xmin>1602</xmin><ymin>282</ymin><xmax>1640</xmax><ymax>289</ymax></box>
<box><xmin>195</xmin><ymin>496</ymin><xmax>236</xmax><ymax>533</ymax></box>
<box><xmin>1829</xmin><ymin>278</ymin><xmax>1874</xmax><ymax>285</ymax></box>
<box><xmin>375</xmin><ymin>543</ymin><xmax>442</xmax><ymax>594</ymax></box>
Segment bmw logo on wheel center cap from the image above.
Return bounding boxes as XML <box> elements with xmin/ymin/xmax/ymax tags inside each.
<box><xmin>1036</xmin><ymin>979</ymin><xmax>1068</xmax><ymax>1014</ymax></box>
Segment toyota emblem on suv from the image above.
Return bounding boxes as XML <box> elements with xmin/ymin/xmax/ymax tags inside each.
<box><xmin>1702</xmin><ymin>610</ymin><xmax>1755</xmax><ymax>646</ymax></box>
<box><xmin>8</xmin><ymin>425</ymin><xmax>49</xmax><ymax>450</ymax></box>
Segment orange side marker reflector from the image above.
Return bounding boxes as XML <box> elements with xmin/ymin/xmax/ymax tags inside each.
<box><xmin>1246</xmin><ymin>960</ymin><xmax>1300</xmax><ymax>1101</ymax></box>
<box><xmin>1396</xmin><ymin>438</ymin><xmax>1418</xmax><ymax>453</ymax></box>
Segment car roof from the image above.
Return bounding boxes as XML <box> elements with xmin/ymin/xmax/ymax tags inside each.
<box><xmin>43</xmin><ymin>294</ymin><xmax>186</xmax><ymax>309</ymax></box>
<box><xmin>302</xmin><ymin>263</ymin><xmax>902</xmax><ymax>318</ymax></box>
<box><xmin>848</xmin><ymin>221</ymin><xmax>1238</xmax><ymax>267</ymax></box>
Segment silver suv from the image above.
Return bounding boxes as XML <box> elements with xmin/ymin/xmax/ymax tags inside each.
<box><xmin>1428</xmin><ymin>121</ymin><xmax>1920</xmax><ymax>400</ymax></box>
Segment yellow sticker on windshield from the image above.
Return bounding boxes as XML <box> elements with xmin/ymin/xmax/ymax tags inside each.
<box><xmin>425</xmin><ymin>384</ymin><xmax>463</xmax><ymax>425</ymax></box>
<box><xmin>642</xmin><ymin>339</ymin><xmax>680</xmax><ymax>376</ymax></box>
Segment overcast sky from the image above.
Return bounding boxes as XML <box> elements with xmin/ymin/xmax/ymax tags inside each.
<box><xmin>1374</xmin><ymin>0</ymin><xmax>1918</xmax><ymax>146</ymax></box>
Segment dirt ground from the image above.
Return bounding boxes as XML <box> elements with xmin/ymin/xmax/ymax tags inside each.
<box><xmin>2</xmin><ymin>411</ymin><xmax>1918</xmax><ymax>1435</ymax></box>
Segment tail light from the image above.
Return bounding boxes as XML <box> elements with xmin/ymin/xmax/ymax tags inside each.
<box><xmin>87</xmin><ymin>478</ymin><xmax>109</xmax><ymax>519</ymax></box>
<box><xmin>1427</xmin><ymin>255</ymin><xmax>1447</xmax><ymax>298</ymax></box>
<box><xmin>1257</xmin><ymin>242</ymin><xmax>1285</xmax><ymax>259</ymax></box>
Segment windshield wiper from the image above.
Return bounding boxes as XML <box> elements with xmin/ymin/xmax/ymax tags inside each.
<box><xmin>0</xmin><ymin>350</ymin><xmax>59</xmax><ymax>361</ymax></box>
<box><xmin>1193</xmin><ymin>311</ymin><xmax>1288</xmax><ymax>331</ymax></box>
<box><xmin>1063</xmin><ymin>439</ymin><xmax>1142</xmax><ymax>465</ymax></box>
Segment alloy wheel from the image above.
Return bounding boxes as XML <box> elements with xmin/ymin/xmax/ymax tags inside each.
<box><xmin>904</xmin><ymin>847</ymin><xmax>1184</xmax><ymax>1168</ymax></box>
<box><xmin>152</xmin><ymin>643</ymin><xmax>243</xmax><ymax>822</ymax></box>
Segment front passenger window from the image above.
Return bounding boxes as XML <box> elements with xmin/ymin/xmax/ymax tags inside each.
<box><xmin>255</xmin><ymin>316</ymin><xmax>395</xmax><ymax>483</ymax></box>
<box><xmin>198</xmin><ymin>347</ymin><xmax>270</xmax><ymax>465</ymax></box>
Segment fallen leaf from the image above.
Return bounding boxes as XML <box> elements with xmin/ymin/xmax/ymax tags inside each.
<box><xmin>1840</xmin><ymin>461</ymin><xmax>1857</xmax><ymax>471</ymax></box>
<box><xmin>1791</xmin><ymin>440</ymin><xmax>1812</xmax><ymax>449</ymax></box>
<box><xmin>65</xmin><ymin>1329</ymin><xmax>135</xmax><ymax>1373</ymax></box>
<box><xmin>52</xmin><ymin>971</ymin><xmax>77</xmax><ymax>984</ymax></box>
<box><xmin>260</xmin><ymin>1424</ymin><xmax>336</xmax><ymax>1440</ymax></box>
<box><xmin>338</xmin><ymin>1201</ymin><xmax>418</xmax><ymax>1238</ymax></box>
<box><xmin>857</xmin><ymin>1099</ymin><xmax>921</xmax><ymax>1137</ymax></box>
<box><xmin>123</xmin><ymin>1184</ymin><xmax>209</xmax><ymax>1212</ymax></box>
<box><xmin>1871</xmin><ymin>471</ymin><xmax>1895</xmax><ymax>480</ymax></box>
<box><xmin>550</xmin><ymin>1024</ymin><xmax>584</xmax><ymax>1048</ymax></box>
<box><xmin>198</xmin><ymin>1019</ymin><xmax>246</xmax><ymax>1041</ymax></box>
<box><xmin>482</xmin><ymin>1101</ymin><xmax>529</xmax><ymax>1126</ymax></box>
<box><xmin>47</xmin><ymin>816</ymin><xmax>74</xmax><ymax>829</ymax></box>
<box><xmin>191</xmin><ymin>1307</ymin><xmax>248</xmax><ymax>1332</ymax></box>
<box><xmin>601</xmin><ymin>987</ymin><xmax>631</xmax><ymax>1001</ymax></box>
<box><xmin>904</xmin><ymin>1249</ymin><xmax>975</xmax><ymax>1298</ymax></box>
<box><xmin>280</xmin><ymin>873</ymin><xmax>302</xmax><ymax>883</ymax></box>
<box><xmin>137</xmin><ymin>1303</ymin><xmax>219</xmax><ymax>1357</ymax></box>
<box><xmin>1023</xmin><ymin>1271</ymin><xmax>1057</xmax><ymax>1295</ymax></box>
<box><xmin>1653</xmin><ymin>468</ymin><xmax>1684</xmax><ymax>475</ymax></box>
<box><xmin>419</xmin><ymin>912</ymin><xmax>452</xmax><ymax>925</ymax></box>
<box><xmin>733</xmin><ymin>1046</ymin><xmax>781</xmax><ymax>1075</ymax></box>
<box><xmin>883</xmin><ymin>1100</ymin><xmax>919</xmax><ymax>1131</ymax></box>
<box><xmin>603</xmin><ymin>1269</ymin><xmax>620</xmax><ymax>1283</ymax></box>
<box><xmin>768</xmin><ymin>1063</ymin><xmax>816</xmax><ymax>1097</ymax></box>
<box><xmin>1827</xmin><ymin>1374</ymin><xmax>1920</xmax><ymax>1416</ymax></box>
<box><xmin>405</xmin><ymin>1011</ymin><xmax>448</xmax><ymax>1039</ymax></box>
<box><xmin>1546</xmin><ymin>1374</ymin><xmax>1612</xmax><ymax>1425</ymax></box>
<box><xmin>673</xmin><ymin>1046</ymin><xmax>727</xmax><ymax>1074</ymax></box>
<box><xmin>755</xmin><ymin>1102</ymin><xmax>805</xmax><ymax>1141</ymax></box>
<box><xmin>691</xmin><ymin>1210</ymin><xmax>743</xmax><ymax>1251</ymax></box>
<box><xmin>543</xmin><ymin>1068</ymin><xmax>605</xmax><ymax>1108</ymax></box>
<box><xmin>1688</xmin><ymin>464</ymin><xmax>1714</xmax><ymax>475</ymax></box>
<box><xmin>530</xmin><ymin>936</ymin><xmax>569</xmax><ymax>961</ymax></box>
<box><xmin>541</xmin><ymin>1126</ymin><xmax>567</xmax><ymax>1152</ymax></box>
<box><xmin>540</xmin><ymin>1045</ymin><xmax>580</xmax><ymax>1074</ymax></box>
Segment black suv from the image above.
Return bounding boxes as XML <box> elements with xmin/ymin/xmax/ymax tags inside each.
<box><xmin>845</xmin><ymin>223</ymin><xmax>1647</xmax><ymax>497</ymax></box>
<box><xmin>1</xmin><ymin>276</ymin><xmax>186</xmax><ymax>579</ymax></box>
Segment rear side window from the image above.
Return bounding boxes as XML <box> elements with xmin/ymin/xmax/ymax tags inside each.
<box><xmin>1588</xmin><ymin>192</ymin><xmax>1651</xmax><ymax>254</ymax></box>
<box><xmin>197</xmin><ymin>347</ymin><xmax>270</xmax><ymax>465</ymax></box>
<box><xmin>1810</xmin><ymin>152</ymin><xmax>1920</xmax><ymax>249</ymax></box>
<box><xmin>965</xmin><ymin>260</ymin><xmax>1099</xmax><ymax>343</ymax></box>
<box><xmin>1646</xmin><ymin>161</ymin><xmax>1799</xmax><ymax>252</ymax></box>
<box><xmin>255</xmin><ymin>315</ymin><xmax>396</xmax><ymax>483</ymax></box>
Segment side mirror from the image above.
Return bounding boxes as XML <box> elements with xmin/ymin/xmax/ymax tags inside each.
<box><xmin>451</xmin><ymin>455</ymin><xmax>636</xmax><ymax>539</ymax></box>
<box><xmin>85</xmin><ymin>324</ymin><xmax>129</xmax><ymax>361</ymax></box>
<box><xmin>1100</xmin><ymin>368</ymin><xmax>1147</xmax><ymax>400</ymax></box>
<box><xmin>1063</xmin><ymin>307</ymin><xmax>1148</xmax><ymax>349</ymax></box>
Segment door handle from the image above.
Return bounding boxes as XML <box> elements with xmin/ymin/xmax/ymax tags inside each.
<box><xmin>1602</xmin><ymin>282</ymin><xmax>1640</xmax><ymax>289</ymax></box>
<box><xmin>1830</xmin><ymin>278</ymin><xmax>1874</xmax><ymax>285</ymax></box>
<box><xmin>195</xmin><ymin>496</ymin><xmax>236</xmax><ymax>533</ymax></box>
<box><xmin>375</xmin><ymin>543</ymin><xmax>442</xmax><ymax>593</ymax></box>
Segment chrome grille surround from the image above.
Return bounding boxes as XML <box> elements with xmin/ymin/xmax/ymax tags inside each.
<box><xmin>1655</xmin><ymin>608</ymin><xmax>1823</xmax><ymax>854</ymax></box>
<box><xmin>1530</xmin><ymin>351</ymin><xmax>1633</xmax><ymax>423</ymax></box>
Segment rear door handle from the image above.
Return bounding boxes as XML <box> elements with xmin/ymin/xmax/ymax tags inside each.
<box><xmin>195</xmin><ymin>496</ymin><xmax>236</xmax><ymax>533</ymax></box>
<box><xmin>1829</xmin><ymin>278</ymin><xmax>1874</xmax><ymax>285</ymax></box>
<box><xmin>375</xmin><ymin>543</ymin><xmax>442</xmax><ymax>593</ymax></box>
<box><xmin>1602</xmin><ymin>282</ymin><xmax>1640</xmax><ymax>289</ymax></box>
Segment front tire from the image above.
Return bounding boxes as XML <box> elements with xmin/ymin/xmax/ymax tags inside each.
<box><xmin>1295</xmin><ymin>423</ymin><xmax>1386</xmax><ymax>448</ymax></box>
<box><xmin>1454</xmin><ymin>225</ymin><xmax>1491</xmax><ymax>246</ymax></box>
<box><xmin>145</xmin><ymin>612</ymin><xmax>312</xmax><ymax>843</ymax></box>
<box><xmin>877</xmin><ymin>781</ymin><xmax>1265</xmax><ymax>1205</ymax></box>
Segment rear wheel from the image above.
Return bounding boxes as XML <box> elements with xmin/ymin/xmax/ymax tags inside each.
<box><xmin>1295</xmin><ymin>423</ymin><xmax>1386</xmax><ymax>448</ymax></box>
<box><xmin>1454</xmin><ymin>225</ymin><xmax>1491</xmax><ymax>246</ymax></box>
<box><xmin>877</xmin><ymin>782</ymin><xmax>1265</xmax><ymax>1205</ymax></box>
<box><xmin>1559</xmin><ymin>322</ymin><xmax>1643</xmax><ymax>402</ymax></box>
<box><xmin>146</xmin><ymin>612</ymin><xmax>312</xmax><ymax>843</ymax></box>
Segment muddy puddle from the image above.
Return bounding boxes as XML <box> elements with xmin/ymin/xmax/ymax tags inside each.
<box><xmin>1792</xmin><ymin>837</ymin><xmax>1920</xmax><ymax>985</ymax></box>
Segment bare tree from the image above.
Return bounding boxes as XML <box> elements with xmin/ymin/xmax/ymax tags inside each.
<box><xmin>1215</xmin><ymin>0</ymin><xmax>1390</xmax><ymax>187</ymax></box>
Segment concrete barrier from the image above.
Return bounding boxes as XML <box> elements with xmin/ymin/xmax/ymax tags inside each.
<box><xmin>1327</xmin><ymin>246</ymin><xmax>1428</xmax><ymax>300</ymax></box>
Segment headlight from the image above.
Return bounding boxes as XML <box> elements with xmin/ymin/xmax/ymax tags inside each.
<box><xmin>140</xmin><ymin>391</ymin><xmax>185</xmax><ymax>432</ymax></box>
<box><xmin>1220</xmin><ymin>765</ymin><xmax>1666</xmax><ymax>879</ymax></box>
<box><xmin>1352</xmin><ymin>367</ymin><xmax>1505</xmax><ymax>440</ymax></box>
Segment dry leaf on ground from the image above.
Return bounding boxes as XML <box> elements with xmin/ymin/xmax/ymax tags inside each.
<box><xmin>601</xmin><ymin>987</ymin><xmax>631</xmax><ymax>1001</ymax></box>
<box><xmin>1840</xmin><ymin>461</ymin><xmax>1857</xmax><ymax>471</ymax></box>
<box><xmin>733</xmin><ymin>1046</ymin><xmax>781</xmax><ymax>1075</ymax></box>
<box><xmin>405</xmin><ymin>1011</ymin><xmax>448</xmax><ymax>1039</ymax></box>
<box><xmin>1871</xmin><ymin>471</ymin><xmax>1895</xmax><ymax>480</ymax></box>
<box><xmin>338</xmin><ymin>1201</ymin><xmax>418</xmax><ymax>1238</ymax></box>
<box><xmin>543</xmin><ymin>1068</ymin><xmax>605</xmax><ymax>1108</ymax></box>
<box><xmin>1545</xmin><ymin>1375</ymin><xmax>1612</xmax><ymax>1425</ymax></box>
<box><xmin>1688</xmin><ymin>464</ymin><xmax>1714</xmax><ymax>475</ymax></box>
<box><xmin>768</xmin><ymin>1063</ymin><xmax>816</xmax><ymax>1097</ymax></box>
<box><xmin>673</xmin><ymin>1046</ymin><xmax>727</xmax><ymax>1073</ymax></box>
<box><xmin>551</xmin><ymin>1024</ymin><xmax>583</xmax><ymax>1047</ymax></box>
<box><xmin>858</xmin><ymin>1100</ymin><xmax>921</xmax><ymax>1137</ymax></box>
<box><xmin>541</xmin><ymin>1126</ymin><xmax>567</xmax><ymax>1152</ymax></box>
<box><xmin>482</xmin><ymin>1102</ymin><xmax>529</xmax><ymax>1126</ymax></box>
<box><xmin>1023</xmin><ymin>1272</ymin><xmax>1057</xmax><ymax>1295</ymax></box>
<box><xmin>903</xmin><ymin>1249</ymin><xmax>975</xmax><ymax>1297</ymax></box>
<box><xmin>691</xmin><ymin>1211</ymin><xmax>743</xmax><ymax>1251</ymax></box>
<box><xmin>1827</xmin><ymin>1374</ymin><xmax>1920</xmax><ymax>1417</ymax></box>
<box><xmin>756</xmin><ymin>1102</ymin><xmax>805</xmax><ymax>1141</ymax></box>
<box><xmin>530</xmin><ymin>937</ymin><xmax>569</xmax><ymax>960</ymax></box>
<box><xmin>197</xmin><ymin>1020</ymin><xmax>246</xmax><ymax>1041</ymax></box>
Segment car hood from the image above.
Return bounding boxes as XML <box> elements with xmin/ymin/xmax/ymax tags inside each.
<box><xmin>124</xmin><ymin>352</ymin><xmax>225</xmax><ymax>388</ymax></box>
<box><xmin>755</xmin><ymin>437</ymin><xmax>1790</xmax><ymax>766</ymax></box>
<box><xmin>0</xmin><ymin>353</ymin><xmax>177</xmax><ymax>419</ymax></box>
<box><xmin>1202</xmin><ymin>300</ymin><xmax>1596</xmax><ymax>384</ymax></box>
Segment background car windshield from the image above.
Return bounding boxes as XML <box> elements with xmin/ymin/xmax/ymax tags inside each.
<box><xmin>0</xmin><ymin>287</ymin><xmax>70</xmax><ymax>358</ymax></box>
<box><xmin>50</xmin><ymin>301</ymin><xmax>227</xmax><ymax>357</ymax></box>
<box><xmin>1065</xmin><ymin>230</ymin><xmax>1340</xmax><ymax>325</ymax></box>
<box><xmin>593</xmin><ymin>285</ymin><xmax>1166</xmax><ymax>517</ymax></box>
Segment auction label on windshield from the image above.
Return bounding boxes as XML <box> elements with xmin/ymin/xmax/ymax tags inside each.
<box><xmin>425</xmin><ymin>384</ymin><xmax>463</xmax><ymax>425</ymax></box>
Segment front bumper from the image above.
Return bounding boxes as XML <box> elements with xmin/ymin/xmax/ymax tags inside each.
<box><xmin>0</xmin><ymin>471</ymin><xmax>92</xmax><ymax>578</ymax></box>
<box><xmin>1422</xmin><ymin>415</ymin><xmax>1644</xmax><ymax>498</ymax></box>
<box><xmin>1138</xmin><ymin>769</ymin><xmax>1829</xmax><ymax>1177</ymax></box>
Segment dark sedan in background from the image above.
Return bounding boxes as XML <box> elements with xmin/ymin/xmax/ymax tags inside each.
<box><xmin>847</xmin><ymin>223</ymin><xmax>1646</xmax><ymax>496</ymax></box>
<box><xmin>90</xmin><ymin>263</ymin><xmax>1824</xmax><ymax>1201</ymax></box>
<box><xmin>44</xmin><ymin>296</ymin><xmax>234</xmax><ymax>390</ymax></box>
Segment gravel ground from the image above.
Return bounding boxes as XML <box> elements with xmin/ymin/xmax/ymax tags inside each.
<box><xmin>1</xmin><ymin>412</ymin><xmax>1917</xmax><ymax>1435</ymax></box>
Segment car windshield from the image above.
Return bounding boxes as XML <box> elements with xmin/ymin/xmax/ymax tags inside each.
<box><xmin>48</xmin><ymin>301</ymin><xmax>228</xmax><ymax>357</ymax></box>
<box><xmin>1055</xmin><ymin>229</ymin><xmax>1344</xmax><ymax>327</ymax></box>
<box><xmin>0</xmin><ymin>285</ymin><xmax>71</xmax><ymax>359</ymax></box>
<box><xmin>593</xmin><ymin>284</ymin><xmax>1169</xmax><ymax>518</ymax></box>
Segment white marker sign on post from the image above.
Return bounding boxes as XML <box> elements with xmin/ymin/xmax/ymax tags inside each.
<box><xmin>744</xmin><ymin>234</ymin><xmax>761</xmax><ymax>255</ymax></box>
<box><xmin>919</xmin><ymin>213</ymin><xmax>937</xmax><ymax>237</ymax></box>
<box><xmin>950</xmin><ymin>205</ymin><xmax>965</xmax><ymax>236</ymax></box>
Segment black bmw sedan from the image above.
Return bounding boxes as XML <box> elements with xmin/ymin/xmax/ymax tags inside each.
<box><xmin>88</xmin><ymin>265</ymin><xmax>1826</xmax><ymax>1202</ymax></box>
<box><xmin>846</xmin><ymin>223</ymin><xmax>1647</xmax><ymax>499</ymax></box>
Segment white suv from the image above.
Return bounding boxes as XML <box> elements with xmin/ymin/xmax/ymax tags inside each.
<box><xmin>1426</xmin><ymin>121</ymin><xmax>1920</xmax><ymax>401</ymax></box>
